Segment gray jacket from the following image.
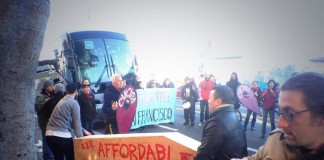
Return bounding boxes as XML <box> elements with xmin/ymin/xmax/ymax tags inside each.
<box><xmin>46</xmin><ymin>96</ymin><xmax>83</xmax><ymax>138</ymax></box>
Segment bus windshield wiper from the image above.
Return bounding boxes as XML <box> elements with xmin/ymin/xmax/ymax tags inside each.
<box><xmin>94</xmin><ymin>54</ymin><xmax>109</xmax><ymax>87</ymax></box>
<box><xmin>110</xmin><ymin>54</ymin><xmax>123</xmax><ymax>77</ymax></box>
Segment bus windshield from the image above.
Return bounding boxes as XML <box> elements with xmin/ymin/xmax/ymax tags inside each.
<box><xmin>73</xmin><ymin>38</ymin><xmax>133</xmax><ymax>83</ymax></box>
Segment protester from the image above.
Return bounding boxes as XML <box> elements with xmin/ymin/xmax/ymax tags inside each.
<box><xmin>147</xmin><ymin>79</ymin><xmax>160</xmax><ymax>88</ymax></box>
<box><xmin>78</xmin><ymin>78</ymin><xmax>91</xmax><ymax>95</ymax></box>
<box><xmin>189</xmin><ymin>76</ymin><xmax>199</xmax><ymax>104</ymax></box>
<box><xmin>35</xmin><ymin>80</ymin><xmax>54</xmax><ymax>160</ymax></box>
<box><xmin>137</xmin><ymin>80</ymin><xmax>144</xmax><ymax>89</ymax></box>
<box><xmin>102</xmin><ymin>74</ymin><xmax>124</xmax><ymax>134</ymax></box>
<box><xmin>162</xmin><ymin>78</ymin><xmax>175</xmax><ymax>88</ymax></box>
<box><xmin>53</xmin><ymin>78</ymin><xmax>63</xmax><ymax>85</ymax></box>
<box><xmin>39</xmin><ymin>82</ymin><xmax>65</xmax><ymax>109</ymax></box>
<box><xmin>77</xmin><ymin>84</ymin><xmax>96</xmax><ymax>135</ymax></box>
<box><xmin>195</xmin><ymin>85</ymin><xmax>248</xmax><ymax>159</ymax></box>
<box><xmin>134</xmin><ymin>74</ymin><xmax>144</xmax><ymax>89</ymax></box>
<box><xmin>181</xmin><ymin>77</ymin><xmax>199</xmax><ymax>127</ymax></box>
<box><xmin>46</xmin><ymin>83</ymin><xmax>91</xmax><ymax>160</ymax></box>
<box><xmin>243</xmin><ymin>81</ymin><xmax>262</xmax><ymax>130</ymax></box>
<box><xmin>260</xmin><ymin>79</ymin><xmax>279</xmax><ymax>138</ymax></box>
<box><xmin>210</xmin><ymin>74</ymin><xmax>217</xmax><ymax>86</ymax></box>
<box><xmin>198</xmin><ymin>73</ymin><xmax>214</xmax><ymax>126</ymax></box>
<box><xmin>226</xmin><ymin>72</ymin><xmax>241</xmax><ymax>111</ymax></box>
<box><xmin>37</xmin><ymin>83</ymin><xmax>66</xmax><ymax>160</ymax></box>
<box><xmin>38</xmin><ymin>83</ymin><xmax>65</xmax><ymax>136</ymax></box>
<box><xmin>235</xmin><ymin>72</ymin><xmax>324</xmax><ymax>159</ymax></box>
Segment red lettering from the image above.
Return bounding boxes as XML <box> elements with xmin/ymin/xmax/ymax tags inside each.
<box><xmin>129</xmin><ymin>144</ymin><xmax>138</xmax><ymax>160</ymax></box>
<box><xmin>146</xmin><ymin>144</ymin><xmax>156</xmax><ymax>160</ymax></box>
<box><xmin>112</xmin><ymin>143</ymin><xmax>120</xmax><ymax>159</ymax></box>
<box><xmin>180</xmin><ymin>152</ymin><xmax>194</xmax><ymax>160</ymax></box>
<box><xmin>89</xmin><ymin>140</ymin><xmax>95</xmax><ymax>150</ymax></box>
<box><xmin>138</xmin><ymin>144</ymin><xmax>146</xmax><ymax>159</ymax></box>
<box><xmin>106</xmin><ymin>143</ymin><xmax>113</xmax><ymax>158</ymax></box>
<box><xmin>97</xmin><ymin>142</ymin><xmax>106</xmax><ymax>158</ymax></box>
<box><xmin>81</xmin><ymin>140</ymin><xmax>95</xmax><ymax>150</ymax></box>
<box><xmin>96</xmin><ymin>142</ymin><xmax>182</xmax><ymax>160</ymax></box>
<box><xmin>81</xmin><ymin>142</ymin><xmax>88</xmax><ymax>150</ymax></box>
<box><xmin>168</xmin><ymin>146</ymin><xmax>171</xmax><ymax>160</ymax></box>
<box><xmin>155</xmin><ymin>144</ymin><xmax>166</xmax><ymax>160</ymax></box>
<box><xmin>120</xmin><ymin>144</ymin><xmax>129</xmax><ymax>158</ymax></box>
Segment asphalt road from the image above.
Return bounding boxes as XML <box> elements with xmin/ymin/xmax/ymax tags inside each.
<box><xmin>35</xmin><ymin>99</ymin><xmax>278</xmax><ymax>159</ymax></box>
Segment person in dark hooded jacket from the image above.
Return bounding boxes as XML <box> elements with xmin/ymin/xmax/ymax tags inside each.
<box><xmin>181</xmin><ymin>76</ymin><xmax>198</xmax><ymax>126</ymax></box>
<box><xmin>35</xmin><ymin>80</ymin><xmax>54</xmax><ymax>160</ymax></box>
<box><xmin>102</xmin><ymin>74</ymin><xmax>124</xmax><ymax>134</ymax></box>
<box><xmin>226</xmin><ymin>72</ymin><xmax>241</xmax><ymax>110</ymax></box>
<box><xmin>77</xmin><ymin>84</ymin><xmax>96</xmax><ymax>135</ymax></box>
<box><xmin>38</xmin><ymin>83</ymin><xmax>66</xmax><ymax>131</ymax></box>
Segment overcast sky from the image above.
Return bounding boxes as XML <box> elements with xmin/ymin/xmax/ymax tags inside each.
<box><xmin>41</xmin><ymin>0</ymin><xmax>324</xmax><ymax>83</ymax></box>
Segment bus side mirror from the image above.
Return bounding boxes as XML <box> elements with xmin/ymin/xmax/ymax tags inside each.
<box><xmin>63</xmin><ymin>49</ymin><xmax>71</xmax><ymax>55</ymax></box>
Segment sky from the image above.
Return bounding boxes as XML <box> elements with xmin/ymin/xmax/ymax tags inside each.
<box><xmin>40</xmin><ymin>0</ymin><xmax>324</xmax><ymax>84</ymax></box>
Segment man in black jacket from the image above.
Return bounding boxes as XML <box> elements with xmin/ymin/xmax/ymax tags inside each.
<box><xmin>102</xmin><ymin>74</ymin><xmax>124</xmax><ymax>134</ymax></box>
<box><xmin>35</xmin><ymin>80</ymin><xmax>54</xmax><ymax>160</ymax></box>
<box><xmin>195</xmin><ymin>85</ymin><xmax>248</xmax><ymax>160</ymax></box>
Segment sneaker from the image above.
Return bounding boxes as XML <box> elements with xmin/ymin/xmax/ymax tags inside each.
<box><xmin>260</xmin><ymin>135</ymin><xmax>265</xmax><ymax>138</ymax></box>
<box><xmin>251</xmin><ymin>127</ymin><xmax>255</xmax><ymax>130</ymax></box>
<box><xmin>198</xmin><ymin>122</ymin><xmax>203</xmax><ymax>127</ymax></box>
<box><xmin>183</xmin><ymin>122</ymin><xmax>189</xmax><ymax>125</ymax></box>
<box><xmin>191</xmin><ymin>123</ymin><xmax>194</xmax><ymax>127</ymax></box>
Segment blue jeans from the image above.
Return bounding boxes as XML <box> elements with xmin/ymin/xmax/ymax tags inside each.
<box><xmin>41</xmin><ymin>128</ymin><xmax>53</xmax><ymax>159</ymax></box>
<box><xmin>261</xmin><ymin>108</ymin><xmax>276</xmax><ymax>136</ymax></box>
<box><xmin>244</xmin><ymin>109</ymin><xmax>257</xmax><ymax>129</ymax></box>
<box><xmin>184</xmin><ymin>102</ymin><xmax>196</xmax><ymax>123</ymax></box>
<box><xmin>199</xmin><ymin>100</ymin><xmax>209</xmax><ymax>123</ymax></box>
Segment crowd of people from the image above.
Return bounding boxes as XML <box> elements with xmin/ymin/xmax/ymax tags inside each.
<box><xmin>35</xmin><ymin>71</ymin><xmax>324</xmax><ymax>160</ymax></box>
<box><xmin>176</xmin><ymin>71</ymin><xmax>324</xmax><ymax>159</ymax></box>
<box><xmin>194</xmin><ymin>72</ymin><xmax>324</xmax><ymax>159</ymax></box>
<box><xmin>36</xmin><ymin>80</ymin><xmax>93</xmax><ymax>160</ymax></box>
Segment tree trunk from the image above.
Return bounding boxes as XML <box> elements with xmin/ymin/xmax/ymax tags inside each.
<box><xmin>0</xmin><ymin>0</ymin><xmax>50</xmax><ymax>159</ymax></box>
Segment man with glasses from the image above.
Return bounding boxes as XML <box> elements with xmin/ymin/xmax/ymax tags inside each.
<box><xmin>239</xmin><ymin>72</ymin><xmax>324</xmax><ymax>159</ymax></box>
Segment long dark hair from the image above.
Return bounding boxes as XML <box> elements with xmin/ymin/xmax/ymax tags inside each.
<box><xmin>229</xmin><ymin>72</ymin><xmax>239</xmax><ymax>82</ymax></box>
<box><xmin>163</xmin><ymin>78</ymin><xmax>171</xmax><ymax>87</ymax></box>
<box><xmin>267</xmin><ymin>79</ymin><xmax>276</xmax><ymax>90</ymax></box>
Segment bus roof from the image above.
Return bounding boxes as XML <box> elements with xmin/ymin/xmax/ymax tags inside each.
<box><xmin>67</xmin><ymin>30</ymin><xmax>128</xmax><ymax>41</ymax></box>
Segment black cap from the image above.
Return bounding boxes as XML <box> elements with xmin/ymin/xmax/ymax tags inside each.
<box><xmin>54</xmin><ymin>78</ymin><xmax>64</xmax><ymax>84</ymax></box>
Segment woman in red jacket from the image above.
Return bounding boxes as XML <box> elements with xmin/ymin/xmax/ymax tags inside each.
<box><xmin>260</xmin><ymin>79</ymin><xmax>278</xmax><ymax>138</ymax></box>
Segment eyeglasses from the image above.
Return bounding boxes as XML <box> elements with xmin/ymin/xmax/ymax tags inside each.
<box><xmin>277</xmin><ymin>109</ymin><xmax>311</xmax><ymax>121</ymax></box>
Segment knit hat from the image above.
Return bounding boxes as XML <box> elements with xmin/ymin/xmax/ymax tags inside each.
<box><xmin>43</xmin><ymin>80</ymin><xmax>53</xmax><ymax>89</ymax></box>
